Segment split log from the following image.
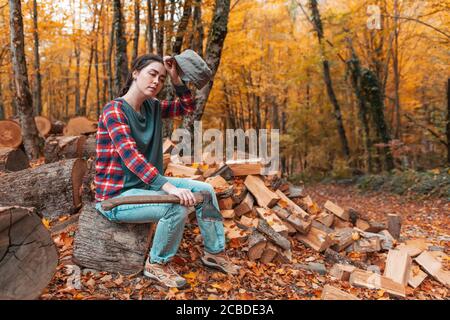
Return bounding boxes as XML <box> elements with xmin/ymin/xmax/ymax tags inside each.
<box><xmin>316</xmin><ymin>212</ymin><xmax>334</xmax><ymax>228</ymax></box>
<box><xmin>64</xmin><ymin>116</ymin><xmax>97</xmax><ymax>136</ymax></box>
<box><xmin>329</xmin><ymin>263</ymin><xmax>356</xmax><ymax>281</ymax></box>
<box><xmin>220</xmin><ymin>209</ymin><xmax>235</xmax><ymax>219</ymax></box>
<box><xmin>232</xmin><ymin>185</ymin><xmax>248</xmax><ymax>205</ymax></box>
<box><xmin>408</xmin><ymin>264</ymin><xmax>427</xmax><ymax>288</ymax></box>
<box><xmin>260</xmin><ymin>242</ymin><xmax>279</xmax><ymax>264</ymax></box>
<box><xmin>234</xmin><ymin>192</ymin><xmax>254</xmax><ymax>217</ymax></box>
<box><xmin>324</xmin><ymin>200</ymin><xmax>349</xmax><ymax>221</ymax></box>
<box><xmin>355</xmin><ymin>218</ymin><xmax>385</xmax><ymax>233</ymax></box>
<box><xmin>321</xmin><ymin>285</ymin><xmax>360</xmax><ymax>300</ymax></box>
<box><xmin>210</xmin><ymin>164</ymin><xmax>234</xmax><ymax>181</ymax></box>
<box><xmin>330</xmin><ymin>227</ymin><xmax>355</xmax><ymax>252</ymax></box>
<box><xmin>396</xmin><ymin>238</ymin><xmax>428</xmax><ymax>257</ymax></box>
<box><xmin>43</xmin><ymin>135</ymin><xmax>87</xmax><ymax>163</ymax></box>
<box><xmin>0</xmin><ymin>120</ymin><xmax>22</xmax><ymax>148</ymax></box>
<box><xmin>0</xmin><ymin>206</ymin><xmax>58</xmax><ymax>300</ymax></box>
<box><xmin>218</xmin><ymin>197</ymin><xmax>233</xmax><ymax>210</ymax></box>
<box><xmin>324</xmin><ymin>248</ymin><xmax>369</xmax><ymax>270</ymax></box>
<box><xmin>275</xmin><ymin>190</ymin><xmax>311</xmax><ymax>233</ymax></box>
<box><xmin>0</xmin><ymin>159</ymin><xmax>87</xmax><ymax>220</ymax></box>
<box><xmin>73</xmin><ymin>203</ymin><xmax>155</xmax><ymax>275</ymax></box>
<box><xmin>349</xmin><ymin>269</ymin><xmax>406</xmax><ymax>298</ymax></box>
<box><xmin>295</xmin><ymin>225</ymin><xmax>332</xmax><ymax>252</ymax></box>
<box><xmin>415</xmin><ymin>251</ymin><xmax>450</xmax><ymax>287</ymax></box>
<box><xmin>226</xmin><ymin>159</ymin><xmax>264</xmax><ymax>176</ymax></box>
<box><xmin>387</xmin><ymin>214</ymin><xmax>402</xmax><ymax>240</ymax></box>
<box><xmin>255</xmin><ymin>207</ymin><xmax>289</xmax><ymax>238</ymax></box>
<box><xmin>244</xmin><ymin>175</ymin><xmax>280</xmax><ymax>208</ymax></box>
<box><xmin>247</xmin><ymin>231</ymin><xmax>267</xmax><ymax>261</ymax></box>
<box><xmin>347</xmin><ymin>237</ymin><xmax>381</xmax><ymax>253</ymax></box>
<box><xmin>384</xmin><ymin>249</ymin><xmax>412</xmax><ymax>286</ymax></box>
<box><xmin>0</xmin><ymin>147</ymin><xmax>29</xmax><ymax>172</ymax></box>
<box><xmin>256</xmin><ymin>218</ymin><xmax>290</xmax><ymax>251</ymax></box>
<box><xmin>81</xmin><ymin>158</ymin><xmax>96</xmax><ymax>203</ymax></box>
<box><xmin>165</xmin><ymin>163</ymin><xmax>201</xmax><ymax>177</ymax></box>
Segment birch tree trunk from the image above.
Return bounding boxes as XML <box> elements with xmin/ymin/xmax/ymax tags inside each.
<box><xmin>9</xmin><ymin>0</ymin><xmax>42</xmax><ymax>160</ymax></box>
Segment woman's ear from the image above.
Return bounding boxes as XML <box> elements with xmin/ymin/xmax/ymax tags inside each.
<box><xmin>132</xmin><ymin>70</ymin><xmax>139</xmax><ymax>80</ymax></box>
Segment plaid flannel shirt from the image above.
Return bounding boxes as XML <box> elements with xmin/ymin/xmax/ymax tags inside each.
<box><xmin>95</xmin><ymin>86</ymin><xmax>195</xmax><ymax>202</ymax></box>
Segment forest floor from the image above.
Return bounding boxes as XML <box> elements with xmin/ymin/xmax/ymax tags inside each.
<box><xmin>41</xmin><ymin>184</ymin><xmax>449</xmax><ymax>300</ymax></box>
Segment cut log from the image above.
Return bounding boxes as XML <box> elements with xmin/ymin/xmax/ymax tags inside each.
<box><xmin>82</xmin><ymin>134</ymin><xmax>96</xmax><ymax>159</ymax></box>
<box><xmin>0</xmin><ymin>206</ymin><xmax>58</xmax><ymax>299</ymax></box>
<box><xmin>64</xmin><ymin>116</ymin><xmax>97</xmax><ymax>136</ymax></box>
<box><xmin>234</xmin><ymin>192</ymin><xmax>254</xmax><ymax>217</ymax></box>
<box><xmin>163</xmin><ymin>154</ymin><xmax>170</xmax><ymax>171</ymax></box>
<box><xmin>73</xmin><ymin>203</ymin><xmax>155</xmax><ymax>274</ymax></box>
<box><xmin>218</xmin><ymin>197</ymin><xmax>234</xmax><ymax>210</ymax></box>
<box><xmin>387</xmin><ymin>214</ymin><xmax>401</xmax><ymax>240</ymax></box>
<box><xmin>48</xmin><ymin>120</ymin><xmax>66</xmax><ymax>135</ymax></box>
<box><xmin>211</xmin><ymin>164</ymin><xmax>234</xmax><ymax>181</ymax></box>
<box><xmin>232</xmin><ymin>185</ymin><xmax>248</xmax><ymax>205</ymax></box>
<box><xmin>244</xmin><ymin>175</ymin><xmax>280</xmax><ymax>208</ymax></box>
<box><xmin>163</xmin><ymin>138</ymin><xmax>175</xmax><ymax>154</ymax></box>
<box><xmin>355</xmin><ymin>218</ymin><xmax>385</xmax><ymax>233</ymax></box>
<box><xmin>321</xmin><ymin>285</ymin><xmax>360</xmax><ymax>300</ymax></box>
<box><xmin>34</xmin><ymin>115</ymin><xmax>53</xmax><ymax>137</ymax></box>
<box><xmin>260</xmin><ymin>242</ymin><xmax>279</xmax><ymax>264</ymax></box>
<box><xmin>329</xmin><ymin>263</ymin><xmax>356</xmax><ymax>281</ymax></box>
<box><xmin>324</xmin><ymin>200</ymin><xmax>349</xmax><ymax>221</ymax></box>
<box><xmin>272</xmin><ymin>204</ymin><xmax>311</xmax><ymax>235</ymax></box>
<box><xmin>165</xmin><ymin>162</ymin><xmax>201</xmax><ymax>177</ymax></box>
<box><xmin>274</xmin><ymin>190</ymin><xmax>311</xmax><ymax>234</ymax></box>
<box><xmin>0</xmin><ymin>120</ymin><xmax>22</xmax><ymax>148</ymax></box>
<box><xmin>223</xmin><ymin>219</ymin><xmax>249</xmax><ymax>240</ymax></box>
<box><xmin>226</xmin><ymin>159</ymin><xmax>264</xmax><ymax>176</ymax></box>
<box><xmin>316</xmin><ymin>212</ymin><xmax>334</xmax><ymax>228</ymax></box>
<box><xmin>239</xmin><ymin>215</ymin><xmax>258</xmax><ymax>229</ymax></box>
<box><xmin>330</xmin><ymin>227</ymin><xmax>355</xmax><ymax>252</ymax></box>
<box><xmin>396</xmin><ymin>238</ymin><xmax>428</xmax><ymax>257</ymax></box>
<box><xmin>415</xmin><ymin>251</ymin><xmax>450</xmax><ymax>287</ymax></box>
<box><xmin>311</xmin><ymin>220</ymin><xmax>334</xmax><ymax>234</ymax></box>
<box><xmin>256</xmin><ymin>218</ymin><xmax>290</xmax><ymax>251</ymax></box>
<box><xmin>295</xmin><ymin>225</ymin><xmax>332</xmax><ymax>253</ymax></box>
<box><xmin>247</xmin><ymin>231</ymin><xmax>267</xmax><ymax>261</ymax></box>
<box><xmin>0</xmin><ymin>147</ymin><xmax>29</xmax><ymax>172</ymax></box>
<box><xmin>255</xmin><ymin>207</ymin><xmax>289</xmax><ymax>238</ymax></box>
<box><xmin>205</xmin><ymin>175</ymin><xmax>230</xmax><ymax>190</ymax></box>
<box><xmin>347</xmin><ymin>237</ymin><xmax>381</xmax><ymax>253</ymax></box>
<box><xmin>0</xmin><ymin>158</ymin><xmax>87</xmax><ymax>220</ymax></box>
<box><xmin>44</xmin><ymin>135</ymin><xmax>87</xmax><ymax>163</ymax></box>
<box><xmin>384</xmin><ymin>249</ymin><xmax>412</xmax><ymax>286</ymax></box>
<box><xmin>349</xmin><ymin>269</ymin><xmax>406</xmax><ymax>298</ymax></box>
<box><xmin>220</xmin><ymin>209</ymin><xmax>235</xmax><ymax>219</ymax></box>
<box><xmin>287</xmin><ymin>184</ymin><xmax>304</xmax><ymax>198</ymax></box>
<box><xmin>81</xmin><ymin>158</ymin><xmax>96</xmax><ymax>203</ymax></box>
<box><xmin>324</xmin><ymin>248</ymin><xmax>369</xmax><ymax>270</ymax></box>
<box><xmin>302</xmin><ymin>195</ymin><xmax>320</xmax><ymax>214</ymax></box>
<box><xmin>408</xmin><ymin>264</ymin><xmax>427</xmax><ymax>289</ymax></box>
<box><xmin>353</xmin><ymin>229</ymin><xmax>394</xmax><ymax>251</ymax></box>
<box><xmin>332</xmin><ymin>217</ymin><xmax>353</xmax><ymax>230</ymax></box>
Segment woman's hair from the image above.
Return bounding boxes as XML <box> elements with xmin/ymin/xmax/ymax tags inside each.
<box><xmin>119</xmin><ymin>54</ymin><xmax>164</xmax><ymax>96</ymax></box>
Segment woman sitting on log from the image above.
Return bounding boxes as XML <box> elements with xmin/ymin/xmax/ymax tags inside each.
<box><xmin>95</xmin><ymin>53</ymin><xmax>239</xmax><ymax>288</ymax></box>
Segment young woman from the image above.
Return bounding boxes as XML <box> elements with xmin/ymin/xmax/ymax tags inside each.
<box><xmin>94</xmin><ymin>54</ymin><xmax>238</xmax><ymax>288</ymax></box>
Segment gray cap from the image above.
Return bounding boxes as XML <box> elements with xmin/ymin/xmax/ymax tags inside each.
<box><xmin>173</xmin><ymin>50</ymin><xmax>212</xmax><ymax>90</ymax></box>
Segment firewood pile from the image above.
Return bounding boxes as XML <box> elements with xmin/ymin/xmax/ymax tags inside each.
<box><xmin>161</xmin><ymin>140</ymin><xmax>449</xmax><ymax>299</ymax></box>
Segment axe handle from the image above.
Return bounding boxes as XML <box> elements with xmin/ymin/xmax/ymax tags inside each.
<box><xmin>100</xmin><ymin>193</ymin><xmax>205</xmax><ymax>211</ymax></box>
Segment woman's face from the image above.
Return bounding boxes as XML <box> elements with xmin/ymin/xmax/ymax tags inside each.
<box><xmin>134</xmin><ymin>61</ymin><xmax>167</xmax><ymax>98</ymax></box>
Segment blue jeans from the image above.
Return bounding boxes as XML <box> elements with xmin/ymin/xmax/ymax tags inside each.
<box><xmin>95</xmin><ymin>176</ymin><xmax>225</xmax><ymax>264</ymax></box>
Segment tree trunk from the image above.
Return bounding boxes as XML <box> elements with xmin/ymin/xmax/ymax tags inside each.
<box><xmin>146</xmin><ymin>0</ymin><xmax>155</xmax><ymax>53</ymax></box>
<box><xmin>32</xmin><ymin>0</ymin><xmax>42</xmax><ymax>117</ymax></box>
<box><xmin>0</xmin><ymin>74</ymin><xmax>4</xmax><ymax>120</ymax></box>
<box><xmin>392</xmin><ymin>0</ymin><xmax>401</xmax><ymax>139</ymax></box>
<box><xmin>156</xmin><ymin>0</ymin><xmax>165</xmax><ymax>56</ymax></box>
<box><xmin>0</xmin><ymin>158</ymin><xmax>87</xmax><ymax>220</ymax></box>
<box><xmin>308</xmin><ymin>0</ymin><xmax>351</xmax><ymax>161</ymax></box>
<box><xmin>190</xmin><ymin>0</ymin><xmax>204</xmax><ymax>56</ymax></box>
<box><xmin>132</xmin><ymin>0</ymin><xmax>140</xmax><ymax>63</ymax></box>
<box><xmin>165</xmin><ymin>0</ymin><xmax>175</xmax><ymax>55</ymax></box>
<box><xmin>113</xmin><ymin>0</ymin><xmax>129</xmax><ymax>96</ymax></box>
<box><xmin>447</xmin><ymin>78</ymin><xmax>450</xmax><ymax>164</ymax></box>
<box><xmin>106</xmin><ymin>8</ymin><xmax>115</xmax><ymax>101</ymax></box>
<box><xmin>0</xmin><ymin>147</ymin><xmax>29</xmax><ymax>172</ymax></box>
<box><xmin>183</xmin><ymin>0</ymin><xmax>231</xmax><ymax>133</ymax></box>
<box><xmin>0</xmin><ymin>206</ymin><xmax>58</xmax><ymax>300</ymax></box>
<box><xmin>172</xmin><ymin>0</ymin><xmax>192</xmax><ymax>55</ymax></box>
<box><xmin>43</xmin><ymin>135</ymin><xmax>87</xmax><ymax>164</ymax></box>
<box><xmin>73</xmin><ymin>203</ymin><xmax>155</xmax><ymax>275</ymax></box>
<box><xmin>9</xmin><ymin>0</ymin><xmax>42</xmax><ymax>160</ymax></box>
<box><xmin>347</xmin><ymin>41</ymin><xmax>373</xmax><ymax>173</ymax></box>
<box><xmin>361</xmin><ymin>68</ymin><xmax>395</xmax><ymax>171</ymax></box>
<box><xmin>74</xmin><ymin>44</ymin><xmax>81</xmax><ymax>115</ymax></box>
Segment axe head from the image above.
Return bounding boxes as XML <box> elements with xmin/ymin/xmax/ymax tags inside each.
<box><xmin>198</xmin><ymin>191</ymin><xmax>223</xmax><ymax>222</ymax></box>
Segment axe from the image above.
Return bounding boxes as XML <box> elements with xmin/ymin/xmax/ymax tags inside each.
<box><xmin>100</xmin><ymin>190</ymin><xmax>223</xmax><ymax>221</ymax></box>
